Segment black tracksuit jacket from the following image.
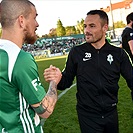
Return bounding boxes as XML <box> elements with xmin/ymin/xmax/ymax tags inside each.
<box><xmin>57</xmin><ymin>40</ymin><xmax>133</xmax><ymax>118</ymax></box>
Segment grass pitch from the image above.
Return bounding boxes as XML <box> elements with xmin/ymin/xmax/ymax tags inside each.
<box><xmin>36</xmin><ymin>56</ymin><xmax>133</xmax><ymax>133</ymax></box>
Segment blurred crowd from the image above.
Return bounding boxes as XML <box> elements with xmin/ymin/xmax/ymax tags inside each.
<box><xmin>22</xmin><ymin>38</ymin><xmax>85</xmax><ymax>56</ymax></box>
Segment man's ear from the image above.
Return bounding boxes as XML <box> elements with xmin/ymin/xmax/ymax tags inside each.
<box><xmin>18</xmin><ymin>15</ymin><xmax>25</xmax><ymax>28</ymax></box>
<box><xmin>103</xmin><ymin>24</ymin><xmax>108</xmax><ymax>33</ymax></box>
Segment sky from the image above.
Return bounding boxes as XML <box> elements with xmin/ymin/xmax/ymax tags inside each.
<box><xmin>0</xmin><ymin>0</ymin><xmax>122</xmax><ymax>36</ymax></box>
<box><xmin>31</xmin><ymin>0</ymin><xmax>122</xmax><ymax>36</ymax></box>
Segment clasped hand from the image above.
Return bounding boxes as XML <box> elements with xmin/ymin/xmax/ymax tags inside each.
<box><xmin>44</xmin><ymin>65</ymin><xmax>62</xmax><ymax>85</ymax></box>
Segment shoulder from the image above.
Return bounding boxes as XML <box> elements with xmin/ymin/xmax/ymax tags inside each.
<box><xmin>19</xmin><ymin>50</ymin><xmax>34</xmax><ymax>61</ymax></box>
<box><xmin>16</xmin><ymin>50</ymin><xmax>36</xmax><ymax>69</ymax></box>
<box><xmin>124</xmin><ymin>27</ymin><xmax>133</xmax><ymax>33</ymax></box>
<box><xmin>109</xmin><ymin>43</ymin><xmax>121</xmax><ymax>48</ymax></box>
<box><xmin>106</xmin><ymin>42</ymin><xmax>124</xmax><ymax>54</ymax></box>
<box><xmin>71</xmin><ymin>42</ymin><xmax>88</xmax><ymax>50</ymax></box>
<box><xmin>68</xmin><ymin>42</ymin><xmax>87</xmax><ymax>55</ymax></box>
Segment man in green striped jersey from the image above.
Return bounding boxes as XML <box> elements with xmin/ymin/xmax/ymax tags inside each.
<box><xmin>0</xmin><ymin>0</ymin><xmax>62</xmax><ymax>133</ymax></box>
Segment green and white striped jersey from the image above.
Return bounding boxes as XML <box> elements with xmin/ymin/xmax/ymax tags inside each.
<box><xmin>0</xmin><ymin>39</ymin><xmax>46</xmax><ymax>133</ymax></box>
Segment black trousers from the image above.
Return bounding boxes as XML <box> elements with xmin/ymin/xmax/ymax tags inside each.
<box><xmin>77</xmin><ymin>110</ymin><xmax>119</xmax><ymax>133</ymax></box>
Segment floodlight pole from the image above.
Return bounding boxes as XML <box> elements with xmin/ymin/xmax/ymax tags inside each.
<box><xmin>110</xmin><ymin>0</ymin><xmax>116</xmax><ymax>39</ymax></box>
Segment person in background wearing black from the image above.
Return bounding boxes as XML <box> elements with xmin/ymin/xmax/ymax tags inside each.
<box><xmin>121</xmin><ymin>12</ymin><xmax>133</xmax><ymax>63</ymax></box>
<box><xmin>44</xmin><ymin>10</ymin><xmax>133</xmax><ymax>133</ymax></box>
<box><xmin>121</xmin><ymin>12</ymin><xmax>133</xmax><ymax>101</ymax></box>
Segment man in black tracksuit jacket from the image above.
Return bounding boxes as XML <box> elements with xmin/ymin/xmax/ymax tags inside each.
<box><xmin>57</xmin><ymin>39</ymin><xmax>133</xmax><ymax>132</ymax></box>
<box><xmin>44</xmin><ymin>10</ymin><xmax>133</xmax><ymax>133</ymax></box>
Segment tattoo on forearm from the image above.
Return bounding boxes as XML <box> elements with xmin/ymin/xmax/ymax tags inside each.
<box><xmin>47</xmin><ymin>81</ymin><xmax>57</xmax><ymax>96</ymax></box>
<box><xmin>41</xmin><ymin>81</ymin><xmax>57</xmax><ymax>113</ymax></box>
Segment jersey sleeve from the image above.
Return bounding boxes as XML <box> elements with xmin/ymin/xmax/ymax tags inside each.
<box><xmin>126</xmin><ymin>28</ymin><xmax>133</xmax><ymax>42</ymax></box>
<box><xmin>57</xmin><ymin>47</ymin><xmax>76</xmax><ymax>90</ymax></box>
<box><xmin>12</xmin><ymin>51</ymin><xmax>46</xmax><ymax>105</ymax></box>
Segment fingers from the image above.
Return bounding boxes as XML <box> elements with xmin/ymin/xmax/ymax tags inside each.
<box><xmin>44</xmin><ymin>65</ymin><xmax>62</xmax><ymax>84</ymax></box>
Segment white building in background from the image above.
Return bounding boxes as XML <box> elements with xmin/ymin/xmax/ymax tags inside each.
<box><xmin>100</xmin><ymin>0</ymin><xmax>133</xmax><ymax>27</ymax></box>
<box><xmin>100</xmin><ymin>0</ymin><xmax>133</xmax><ymax>39</ymax></box>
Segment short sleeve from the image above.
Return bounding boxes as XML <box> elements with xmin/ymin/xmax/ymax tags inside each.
<box><xmin>126</xmin><ymin>29</ymin><xmax>133</xmax><ymax>42</ymax></box>
<box><xmin>12</xmin><ymin>51</ymin><xmax>46</xmax><ymax>104</ymax></box>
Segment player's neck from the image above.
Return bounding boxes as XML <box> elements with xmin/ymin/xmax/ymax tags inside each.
<box><xmin>1</xmin><ymin>29</ymin><xmax>23</xmax><ymax>49</ymax></box>
<box><xmin>91</xmin><ymin>37</ymin><xmax>106</xmax><ymax>49</ymax></box>
<box><xmin>126</xmin><ymin>24</ymin><xmax>132</xmax><ymax>29</ymax></box>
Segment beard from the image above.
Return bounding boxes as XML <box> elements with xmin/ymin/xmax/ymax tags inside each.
<box><xmin>85</xmin><ymin>32</ymin><xmax>103</xmax><ymax>44</ymax></box>
<box><xmin>23</xmin><ymin>26</ymin><xmax>37</xmax><ymax>44</ymax></box>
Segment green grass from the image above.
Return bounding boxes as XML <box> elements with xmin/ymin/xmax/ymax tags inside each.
<box><xmin>36</xmin><ymin>57</ymin><xmax>133</xmax><ymax>133</ymax></box>
<box><xmin>118</xmin><ymin>77</ymin><xmax>133</xmax><ymax>133</ymax></box>
<box><xmin>36</xmin><ymin>56</ymin><xmax>67</xmax><ymax>91</ymax></box>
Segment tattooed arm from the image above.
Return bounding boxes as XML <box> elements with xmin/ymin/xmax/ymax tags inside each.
<box><xmin>31</xmin><ymin>66</ymin><xmax>62</xmax><ymax>118</ymax></box>
<box><xmin>31</xmin><ymin>81</ymin><xmax>57</xmax><ymax>118</ymax></box>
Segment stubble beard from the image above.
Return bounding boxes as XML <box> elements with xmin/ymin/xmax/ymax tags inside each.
<box><xmin>23</xmin><ymin>27</ymin><xmax>37</xmax><ymax>44</ymax></box>
<box><xmin>86</xmin><ymin>35</ymin><xmax>103</xmax><ymax>44</ymax></box>
<box><xmin>85</xmin><ymin>32</ymin><xmax>103</xmax><ymax>44</ymax></box>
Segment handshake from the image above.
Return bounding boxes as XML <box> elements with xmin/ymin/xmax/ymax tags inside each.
<box><xmin>44</xmin><ymin>65</ymin><xmax>62</xmax><ymax>85</ymax></box>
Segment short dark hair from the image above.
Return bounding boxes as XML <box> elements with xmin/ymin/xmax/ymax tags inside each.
<box><xmin>0</xmin><ymin>0</ymin><xmax>35</xmax><ymax>28</ymax></box>
<box><xmin>126</xmin><ymin>12</ymin><xmax>133</xmax><ymax>24</ymax></box>
<box><xmin>87</xmin><ymin>10</ymin><xmax>109</xmax><ymax>26</ymax></box>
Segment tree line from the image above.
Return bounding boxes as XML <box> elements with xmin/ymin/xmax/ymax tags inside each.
<box><xmin>0</xmin><ymin>19</ymin><xmax>126</xmax><ymax>39</ymax></box>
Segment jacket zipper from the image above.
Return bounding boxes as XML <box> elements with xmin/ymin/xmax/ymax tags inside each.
<box><xmin>97</xmin><ymin>50</ymin><xmax>105</xmax><ymax>118</ymax></box>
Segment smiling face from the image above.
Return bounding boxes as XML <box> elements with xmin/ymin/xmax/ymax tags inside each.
<box><xmin>23</xmin><ymin>5</ymin><xmax>39</xmax><ymax>44</ymax></box>
<box><xmin>84</xmin><ymin>14</ymin><xmax>108</xmax><ymax>44</ymax></box>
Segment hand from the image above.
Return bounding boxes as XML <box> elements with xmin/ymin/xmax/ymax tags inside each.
<box><xmin>44</xmin><ymin>65</ymin><xmax>62</xmax><ymax>85</ymax></box>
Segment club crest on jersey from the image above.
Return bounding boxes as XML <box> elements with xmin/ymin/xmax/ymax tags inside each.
<box><xmin>107</xmin><ymin>54</ymin><xmax>113</xmax><ymax>64</ymax></box>
<box><xmin>83</xmin><ymin>52</ymin><xmax>91</xmax><ymax>61</ymax></box>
